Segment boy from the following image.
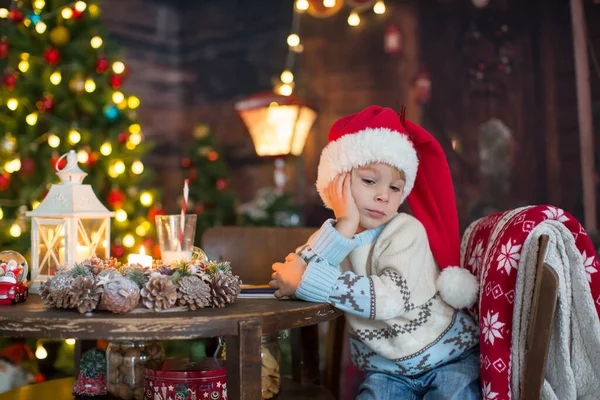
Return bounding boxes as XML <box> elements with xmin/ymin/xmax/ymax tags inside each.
<box><xmin>270</xmin><ymin>106</ymin><xmax>481</xmax><ymax>399</ymax></box>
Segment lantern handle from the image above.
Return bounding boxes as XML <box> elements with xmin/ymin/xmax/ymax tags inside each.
<box><xmin>55</xmin><ymin>150</ymin><xmax>78</xmax><ymax>173</ymax></box>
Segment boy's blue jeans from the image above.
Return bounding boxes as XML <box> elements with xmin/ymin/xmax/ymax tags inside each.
<box><xmin>356</xmin><ymin>346</ymin><xmax>481</xmax><ymax>400</ymax></box>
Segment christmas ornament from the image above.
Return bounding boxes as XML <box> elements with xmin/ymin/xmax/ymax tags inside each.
<box><xmin>104</xmin><ymin>105</ymin><xmax>119</xmax><ymax>120</ymax></box>
<box><xmin>181</xmin><ymin>157</ymin><xmax>191</xmax><ymax>168</ymax></box>
<box><xmin>9</xmin><ymin>9</ymin><xmax>23</xmax><ymax>23</ymax></box>
<box><xmin>36</xmin><ymin>95</ymin><xmax>54</xmax><ymax>113</ymax></box>
<box><xmin>195</xmin><ymin>204</ymin><xmax>205</xmax><ymax>215</ymax></box>
<box><xmin>87</xmin><ymin>151</ymin><xmax>98</xmax><ymax>167</ymax></box>
<box><xmin>177</xmin><ymin>275</ymin><xmax>211</xmax><ymax>310</ymax></box>
<box><xmin>72</xmin><ymin>9</ymin><xmax>84</xmax><ymax>20</ymax></box>
<box><xmin>0</xmin><ymin>41</ymin><xmax>8</xmax><ymax>59</ymax></box>
<box><xmin>209</xmin><ymin>271</ymin><xmax>241</xmax><ymax>308</ymax></box>
<box><xmin>69</xmin><ymin>275</ymin><xmax>101</xmax><ymax>314</ymax></box>
<box><xmin>28</xmin><ymin>12</ymin><xmax>41</xmax><ymax>25</ymax></box>
<box><xmin>100</xmin><ymin>277</ymin><xmax>140</xmax><ymax>313</ymax></box>
<box><xmin>216</xmin><ymin>179</ymin><xmax>228</xmax><ymax>191</ymax></box>
<box><xmin>117</xmin><ymin>132</ymin><xmax>128</xmax><ymax>143</ymax></box>
<box><xmin>110</xmin><ymin>75</ymin><xmax>122</xmax><ymax>89</ymax></box>
<box><xmin>140</xmin><ymin>275</ymin><xmax>177</xmax><ymax>312</ymax></box>
<box><xmin>50</xmin><ymin>26</ymin><xmax>70</xmax><ymax>47</ymax></box>
<box><xmin>49</xmin><ymin>153</ymin><xmax>67</xmax><ymax>170</ymax></box>
<box><xmin>43</xmin><ymin>48</ymin><xmax>60</xmax><ymax>66</ymax></box>
<box><xmin>72</xmin><ymin>349</ymin><xmax>107</xmax><ymax>397</ymax></box>
<box><xmin>20</xmin><ymin>158</ymin><xmax>35</xmax><ymax>177</ymax></box>
<box><xmin>96</xmin><ymin>58</ymin><xmax>109</xmax><ymax>73</ymax></box>
<box><xmin>384</xmin><ymin>24</ymin><xmax>402</xmax><ymax>54</ymax></box>
<box><xmin>4</xmin><ymin>74</ymin><xmax>16</xmax><ymax>90</ymax></box>
<box><xmin>0</xmin><ymin>173</ymin><xmax>10</xmax><ymax>191</ymax></box>
<box><xmin>107</xmin><ymin>188</ymin><xmax>126</xmax><ymax>208</ymax></box>
<box><xmin>68</xmin><ymin>74</ymin><xmax>85</xmax><ymax>94</ymax></box>
<box><xmin>188</xmin><ymin>168</ymin><xmax>197</xmax><ymax>182</ymax></box>
<box><xmin>0</xmin><ymin>251</ymin><xmax>29</xmax><ymax>305</ymax></box>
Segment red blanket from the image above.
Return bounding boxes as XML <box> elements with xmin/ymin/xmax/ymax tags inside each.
<box><xmin>461</xmin><ymin>205</ymin><xmax>600</xmax><ymax>399</ymax></box>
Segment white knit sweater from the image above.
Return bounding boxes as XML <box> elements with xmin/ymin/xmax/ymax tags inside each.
<box><xmin>295</xmin><ymin>213</ymin><xmax>479</xmax><ymax>376</ymax></box>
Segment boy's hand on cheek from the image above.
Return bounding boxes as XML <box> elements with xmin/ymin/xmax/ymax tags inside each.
<box><xmin>326</xmin><ymin>173</ymin><xmax>359</xmax><ymax>238</ymax></box>
<box><xmin>270</xmin><ymin>254</ymin><xmax>307</xmax><ymax>299</ymax></box>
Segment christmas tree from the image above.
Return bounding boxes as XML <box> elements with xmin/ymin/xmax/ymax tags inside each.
<box><xmin>180</xmin><ymin>123</ymin><xmax>238</xmax><ymax>244</ymax></box>
<box><xmin>0</xmin><ymin>0</ymin><xmax>161</xmax><ymax>260</ymax></box>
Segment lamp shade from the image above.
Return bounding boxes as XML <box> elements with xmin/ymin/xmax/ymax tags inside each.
<box><xmin>234</xmin><ymin>92</ymin><xmax>317</xmax><ymax>157</ymax></box>
<box><xmin>26</xmin><ymin>150</ymin><xmax>114</xmax><ymax>292</ymax></box>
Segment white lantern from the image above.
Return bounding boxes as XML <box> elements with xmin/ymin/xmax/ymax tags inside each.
<box><xmin>26</xmin><ymin>150</ymin><xmax>114</xmax><ymax>292</ymax></box>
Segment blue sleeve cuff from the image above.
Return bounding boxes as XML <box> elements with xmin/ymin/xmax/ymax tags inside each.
<box><xmin>296</xmin><ymin>262</ymin><xmax>341</xmax><ymax>303</ymax></box>
<box><xmin>306</xmin><ymin>219</ymin><xmax>355</xmax><ymax>266</ymax></box>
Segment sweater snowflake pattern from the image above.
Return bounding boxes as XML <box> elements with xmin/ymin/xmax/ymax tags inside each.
<box><xmin>295</xmin><ymin>213</ymin><xmax>479</xmax><ymax>376</ymax></box>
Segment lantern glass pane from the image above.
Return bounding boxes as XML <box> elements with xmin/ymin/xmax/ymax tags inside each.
<box><xmin>240</xmin><ymin>104</ymin><xmax>300</xmax><ymax>156</ymax></box>
<box><xmin>290</xmin><ymin>106</ymin><xmax>317</xmax><ymax>156</ymax></box>
<box><xmin>79</xmin><ymin>218</ymin><xmax>109</xmax><ymax>260</ymax></box>
<box><xmin>37</xmin><ymin>219</ymin><xmax>65</xmax><ymax>276</ymax></box>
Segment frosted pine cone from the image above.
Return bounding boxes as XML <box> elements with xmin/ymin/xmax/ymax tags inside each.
<box><xmin>41</xmin><ymin>273</ymin><xmax>77</xmax><ymax>309</ymax></box>
<box><xmin>101</xmin><ymin>277</ymin><xmax>140</xmax><ymax>314</ymax></box>
<box><xmin>210</xmin><ymin>272</ymin><xmax>241</xmax><ymax>308</ymax></box>
<box><xmin>69</xmin><ymin>276</ymin><xmax>102</xmax><ymax>314</ymax></box>
<box><xmin>141</xmin><ymin>275</ymin><xmax>177</xmax><ymax>312</ymax></box>
<box><xmin>82</xmin><ymin>257</ymin><xmax>105</xmax><ymax>276</ymax></box>
<box><xmin>177</xmin><ymin>276</ymin><xmax>211</xmax><ymax>310</ymax></box>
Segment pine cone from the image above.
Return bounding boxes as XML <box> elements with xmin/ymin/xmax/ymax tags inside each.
<box><xmin>82</xmin><ymin>257</ymin><xmax>105</xmax><ymax>276</ymax></box>
<box><xmin>210</xmin><ymin>272</ymin><xmax>241</xmax><ymax>308</ymax></box>
<box><xmin>69</xmin><ymin>276</ymin><xmax>102</xmax><ymax>314</ymax></box>
<box><xmin>41</xmin><ymin>273</ymin><xmax>78</xmax><ymax>309</ymax></box>
<box><xmin>141</xmin><ymin>275</ymin><xmax>177</xmax><ymax>312</ymax></box>
<box><xmin>101</xmin><ymin>277</ymin><xmax>140</xmax><ymax>314</ymax></box>
<box><xmin>177</xmin><ymin>276</ymin><xmax>211</xmax><ymax>310</ymax></box>
<box><xmin>103</xmin><ymin>257</ymin><xmax>121</xmax><ymax>270</ymax></box>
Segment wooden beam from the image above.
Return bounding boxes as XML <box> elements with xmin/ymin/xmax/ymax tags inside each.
<box><xmin>570</xmin><ymin>0</ymin><xmax>597</xmax><ymax>231</ymax></box>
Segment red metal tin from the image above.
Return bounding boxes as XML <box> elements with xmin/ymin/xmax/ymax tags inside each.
<box><xmin>143</xmin><ymin>357</ymin><xmax>227</xmax><ymax>400</ymax></box>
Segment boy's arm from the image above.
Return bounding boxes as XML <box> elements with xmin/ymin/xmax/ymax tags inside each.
<box><xmin>296</xmin><ymin>221</ymin><xmax>430</xmax><ymax>321</ymax></box>
<box><xmin>295</xmin><ymin>219</ymin><xmax>355</xmax><ymax>268</ymax></box>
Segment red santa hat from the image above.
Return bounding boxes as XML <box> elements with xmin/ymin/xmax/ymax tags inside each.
<box><xmin>316</xmin><ymin>105</ymin><xmax>478</xmax><ymax>309</ymax></box>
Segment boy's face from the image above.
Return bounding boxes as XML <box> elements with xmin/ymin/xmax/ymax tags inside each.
<box><xmin>351</xmin><ymin>163</ymin><xmax>405</xmax><ymax>232</ymax></box>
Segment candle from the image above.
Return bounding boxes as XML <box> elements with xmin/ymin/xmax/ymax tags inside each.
<box><xmin>128</xmin><ymin>246</ymin><xmax>153</xmax><ymax>268</ymax></box>
<box><xmin>59</xmin><ymin>245</ymin><xmax>91</xmax><ymax>266</ymax></box>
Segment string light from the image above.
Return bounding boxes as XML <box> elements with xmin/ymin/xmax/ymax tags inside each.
<box><xmin>50</xmin><ymin>72</ymin><xmax>62</xmax><ymax>85</ymax></box>
<box><xmin>61</xmin><ymin>7</ymin><xmax>73</xmax><ymax>19</ymax></box>
<box><xmin>348</xmin><ymin>12</ymin><xmax>360</xmax><ymax>26</ymax></box>
<box><xmin>295</xmin><ymin>0</ymin><xmax>308</xmax><ymax>11</ymax></box>
<box><xmin>131</xmin><ymin>160</ymin><xmax>144</xmax><ymax>174</ymax></box>
<box><xmin>65</xmin><ymin>338</ymin><xmax>76</xmax><ymax>345</ymax></box>
<box><xmin>74</xmin><ymin>1</ymin><xmax>87</xmax><ymax>12</ymax></box>
<box><xmin>21</xmin><ymin>53</ymin><xmax>30</xmax><ymax>60</ymax></box>
<box><xmin>35</xmin><ymin>21</ymin><xmax>47</xmax><ymax>34</ymax></box>
<box><xmin>32</xmin><ymin>201</ymin><xmax>40</xmax><ymax>210</ymax></box>
<box><xmin>84</xmin><ymin>79</ymin><xmax>96</xmax><ymax>92</ymax></box>
<box><xmin>278</xmin><ymin>83</ymin><xmax>293</xmax><ymax>96</ymax></box>
<box><xmin>88</xmin><ymin>3</ymin><xmax>99</xmax><ymax>17</ymax></box>
<box><xmin>90</xmin><ymin>36</ymin><xmax>103</xmax><ymax>48</ymax></box>
<box><xmin>129</xmin><ymin>124</ymin><xmax>141</xmax><ymax>134</ymax></box>
<box><xmin>113</xmin><ymin>160</ymin><xmax>126</xmax><ymax>174</ymax></box>
<box><xmin>33</xmin><ymin>0</ymin><xmax>45</xmax><ymax>10</ymax></box>
<box><xmin>140</xmin><ymin>192</ymin><xmax>153</xmax><ymax>206</ymax></box>
<box><xmin>122</xmin><ymin>234</ymin><xmax>135</xmax><ymax>248</ymax></box>
<box><xmin>6</xmin><ymin>98</ymin><xmax>18</xmax><ymax>111</ymax></box>
<box><xmin>5</xmin><ymin>158</ymin><xmax>21</xmax><ymax>173</ymax></box>
<box><xmin>287</xmin><ymin>34</ymin><xmax>300</xmax><ymax>47</ymax></box>
<box><xmin>0</xmin><ymin>207</ymin><xmax>3</xmax><ymax>220</ymax></box>
<box><xmin>112</xmin><ymin>61</ymin><xmax>125</xmax><ymax>74</ymax></box>
<box><xmin>112</xmin><ymin>91</ymin><xmax>124</xmax><ymax>104</ymax></box>
<box><xmin>35</xmin><ymin>344</ymin><xmax>47</xmax><ymax>359</ymax></box>
<box><xmin>129</xmin><ymin>132</ymin><xmax>142</xmax><ymax>146</ymax></box>
<box><xmin>0</xmin><ymin>8</ymin><xmax>8</xmax><ymax>18</ymax></box>
<box><xmin>280</xmin><ymin>70</ymin><xmax>294</xmax><ymax>84</ymax></box>
<box><xmin>100</xmin><ymin>142</ymin><xmax>112</xmax><ymax>156</ymax></box>
<box><xmin>47</xmin><ymin>134</ymin><xmax>60</xmax><ymax>148</ymax></box>
<box><xmin>128</xmin><ymin>96</ymin><xmax>140</xmax><ymax>109</ymax></box>
<box><xmin>68</xmin><ymin>129</ymin><xmax>81</xmax><ymax>144</ymax></box>
<box><xmin>135</xmin><ymin>224</ymin><xmax>148</xmax><ymax>237</ymax></box>
<box><xmin>77</xmin><ymin>150</ymin><xmax>89</xmax><ymax>163</ymax></box>
<box><xmin>373</xmin><ymin>1</ymin><xmax>386</xmax><ymax>14</ymax></box>
<box><xmin>9</xmin><ymin>224</ymin><xmax>21</xmax><ymax>237</ymax></box>
<box><xmin>26</xmin><ymin>112</ymin><xmax>38</xmax><ymax>126</ymax></box>
<box><xmin>18</xmin><ymin>60</ymin><xmax>29</xmax><ymax>73</ymax></box>
<box><xmin>115</xmin><ymin>209</ymin><xmax>128</xmax><ymax>222</ymax></box>
<box><xmin>108</xmin><ymin>165</ymin><xmax>119</xmax><ymax>178</ymax></box>
<box><xmin>323</xmin><ymin>0</ymin><xmax>336</xmax><ymax>7</ymax></box>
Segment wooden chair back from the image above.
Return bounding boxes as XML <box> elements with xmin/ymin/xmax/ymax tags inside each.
<box><xmin>201</xmin><ymin>226</ymin><xmax>314</xmax><ymax>285</ymax></box>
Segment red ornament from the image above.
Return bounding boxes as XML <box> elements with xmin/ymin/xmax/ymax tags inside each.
<box><xmin>188</xmin><ymin>169</ymin><xmax>197</xmax><ymax>182</ymax></box>
<box><xmin>207</xmin><ymin>151</ymin><xmax>219</xmax><ymax>162</ymax></box>
<box><xmin>43</xmin><ymin>48</ymin><xmax>60</xmax><ymax>66</ymax></box>
<box><xmin>195</xmin><ymin>204</ymin><xmax>205</xmax><ymax>215</ymax></box>
<box><xmin>0</xmin><ymin>41</ymin><xmax>8</xmax><ymax>59</ymax></box>
<box><xmin>72</xmin><ymin>9</ymin><xmax>84</xmax><ymax>19</ymax></box>
<box><xmin>0</xmin><ymin>173</ymin><xmax>10</xmax><ymax>191</ymax></box>
<box><xmin>4</xmin><ymin>74</ymin><xmax>16</xmax><ymax>91</ymax></box>
<box><xmin>143</xmin><ymin>238</ymin><xmax>154</xmax><ymax>249</ymax></box>
<box><xmin>112</xmin><ymin>245</ymin><xmax>125</xmax><ymax>258</ymax></box>
<box><xmin>20</xmin><ymin>159</ymin><xmax>36</xmax><ymax>177</ymax></box>
<box><xmin>216</xmin><ymin>178</ymin><xmax>228</xmax><ymax>191</ymax></box>
<box><xmin>117</xmin><ymin>132</ymin><xmax>128</xmax><ymax>143</ymax></box>
<box><xmin>50</xmin><ymin>154</ymin><xmax>67</xmax><ymax>170</ymax></box>
<box><xmin>96</xmin><ymin>58</ymin><xmax>109</xmax><ymax>73</ymax></box>
<box><xmin>37</xmin><ymin>95</ymin><xmax>54</xmax><ymax>113</ymax></box>
<box><xmin>147</xmin><ymin>205</ymin><xmax>164</xmax><ymax>221</ymax></box>
<box><xmin>414</xmin><ymin>68</ymin><xmax>432</xmax><ymax>105</ymax></box>
<box><xmin>181</xmin><ymin>158</ymin><xmax>191</xmax><ymax>168</ymax></box>
<box><xmin>87</xmin><ymin>152</ymin><xmax>98</xmax><ymax>167</ymax></box>
<box><xmin>9</xmin><ymin>10</ymin><xmax>23</xmax><ymax>23</ymax></box>
<box><xmin>384</xmin><ymin>24</ymin><xmax>402</xmax><ymax>55</ymax></box>
<box><xmin>107</xmin><ymin>188</ymin><xmax>126</xmax><ymax>208</ymax></box>
<box><xmin>110</xmin><ymin>75</ymin><xmax>122</xmax><ymax>89</ymax></box>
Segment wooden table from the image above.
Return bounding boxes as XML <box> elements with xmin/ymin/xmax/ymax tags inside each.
<box><xmin>0</xmin><ymin>295</ymin><xmax>342</xmax><ymax>400</ymax></box>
